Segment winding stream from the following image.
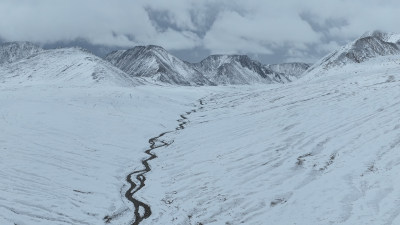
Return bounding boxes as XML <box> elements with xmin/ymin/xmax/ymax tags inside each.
<box><xmin>121</xmin><ymin>99</ymin><xmax>203</xmax><ymax>225</ymax></box>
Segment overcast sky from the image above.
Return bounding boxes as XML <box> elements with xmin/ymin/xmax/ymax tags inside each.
<box><xmin>1</xmin><ymin>0</ymin><xmax>399</xmax><ymax>63</ymax></box>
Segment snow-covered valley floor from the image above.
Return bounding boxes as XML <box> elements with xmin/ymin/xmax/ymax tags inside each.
<box><xmin>1</xmin><ymin>57</ymin><xmax>400</xmax><ymax>225</ymax></box>
<box><xmin>0</xmin><ymin>85</ymin><xmax>211</xmax><ymax>225</ymax></box>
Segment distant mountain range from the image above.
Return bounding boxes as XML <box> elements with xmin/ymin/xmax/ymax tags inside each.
<box><xmin>105</xmin><ymin>46</ymin><xmax>310</xmax><ymax>85</ymax></box>
<box><xmin>1</xmin><ymin>31</ymin><xmax>400</xmax><ymax>86</ymax></box>
<box><xmin>0</xmin><ymin>43</ymin><xmax>142</xmax><ymax>86</ymax></box>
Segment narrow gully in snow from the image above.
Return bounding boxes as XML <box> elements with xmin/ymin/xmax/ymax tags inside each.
<box><xmin>105</xmin><ymin>99</ymin><xmax>204</xmax><ymax>225</ymax></box>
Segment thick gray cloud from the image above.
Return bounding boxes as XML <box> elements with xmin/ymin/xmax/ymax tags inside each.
<box><xmin>1</xmin><ymin>0</ymin><xmax>400</xmax><ymax>63</ymax></box>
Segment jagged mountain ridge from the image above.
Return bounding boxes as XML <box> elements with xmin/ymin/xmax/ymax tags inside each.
<box><xmin>267</xmin><ymin>62</ymin><xmax>311</xmax><ymax>80</ymax></box>
<box><xmin>106</xmin><ymin>45</ymin><xmax>309</xmax><ymax>85</ymax></box>
<box><xmin>0</xmin><ymin>42</ymin><xmax>43</xmax><ymax>65</ymax></box>
<box><xmin>4</xmin><ymin>31</ymin><xmax>399</xmax><ymax>86</ymax></box>
<box><xmin>0</xmin><ymin>41</ymin><xmax>309</xmax><ymax>87</ymax></box>
<box><xmin>105</xmin><ymin>45</ymin><xmax>214</xmax><ymax>86</ymax></box>
<box><xmin>361</xmin><ymin>30</ymin><xmax>400</xmax><ymax>44</ymax></box>
<box><xmin>0</xmin><ymin>47</ymin><xmax>143</xmax><ymax>86</ymax></box>
<box><xmin>193</xmin><ymin>55</ymin><xmax>289</xmax><ymax>85</ymax></box>
<box><xmin>305</xmin><ymin>31</ymin><xmax>400</xmax><ymax>77</ymax></box>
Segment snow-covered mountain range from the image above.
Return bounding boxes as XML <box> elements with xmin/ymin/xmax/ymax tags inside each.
<box><xmin>105</xmin><ymin>45</ymin><xmax>309</xmax><ymax>85</ymax></box>
<box><xmin>0</xmin><ymin>42</ymin><xmax>43</xmax><ymax>65</ymax></box>
<box><xmin>0</xmin><ymin>43</ymin><xmax>143</xmax><ymax>86</ymax></box>
<box><xmin>0</xmin><ymin>42</ymin><xmax>310</xmax><ymax>86</ymax></box>
<box><xmin>2</xmin><ymin>31</ymin><xmax>400</xmax><ymax>87</ymax></box>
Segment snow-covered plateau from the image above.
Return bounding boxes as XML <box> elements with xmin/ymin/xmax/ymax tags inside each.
<box><xmin>1</xmin><ymin>32</ymin><xmax>400</xmax><ymax>225</ymax></box>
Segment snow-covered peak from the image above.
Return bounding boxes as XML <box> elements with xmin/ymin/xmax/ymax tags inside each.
<box><xmin>0</xmin><ymin>48</ymin><xmax>143</xmax><ymax>87</ymax></box>
<box><xmin>304</xmin><ymin>31</ymin><xmax>400</xmax><ymax>78</ymax></box>
<box><xmin>105</xmin><ymin>45</ymin><xmax>214</xmax><ymax>86</ymax></box>
<box><xmin>194</xmin><ymin>54</ymin><xmax>290</xmax><ymax>85</ymax></box>
<box><xmin>360</xmin><ymin>30</ymin><xmax>400</xmax><ymax>43</ymax></box>
<box><xmin>267</xmin><ymin>62</ymin><xmax>311</xmax><ymax>80</ymax></box>
<box><xmin>199</xmin><ymin>54</ymin><xmax>252</xmax><ymax>65</ymax></box>
<box><xmin>0</xmin><ymin>41</ymin><xmax>43</xmax><ymax>65</ymax></box>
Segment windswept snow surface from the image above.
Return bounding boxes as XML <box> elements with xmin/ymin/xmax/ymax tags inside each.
<box><xmin>1</xmin><ymin>53</ymin><xmax>400</xmax><ymax>225</ymax></box>
<box><xmin>0</xmin><ymin>84</ymin><xmax>211</xmax><ymax>225</ymax></box>
<box><xmin>140</xmin><ymin>57</ymin><xmax>400</xmax><ymax>224</ymax></box>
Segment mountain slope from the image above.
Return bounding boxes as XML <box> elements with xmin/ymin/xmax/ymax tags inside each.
<box><xmin>0</xmin><ymin>42</ymin><xmax>43</xmax><ymax>65</ymax></box>
<box><xmin>141</xmin><ymin>54</ymin><xmax>400</xmax><ymax>225</ymax></box>
<box><xmin>0</xmin><ymin>48</ymin><xmax>142</xmax><ymax>86</ymax></box>
<box><xmin>105</xmin><ymin>45</ymin><xmax>213</xmax><ymax>86</ymax></box>
<box><xmin>267</xmin><ymin>62</ymin><xmax>310</xmax><ymax>80</ymax></box>
<box><xmin>193</xmin><ymin>55</ymin><xmax>290</xmax><ymax>85</ymax></box>
<box><xmin>305</xmin><ymin>31</ymin><xmax>400</xmax><ymax>77</ymax></box>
